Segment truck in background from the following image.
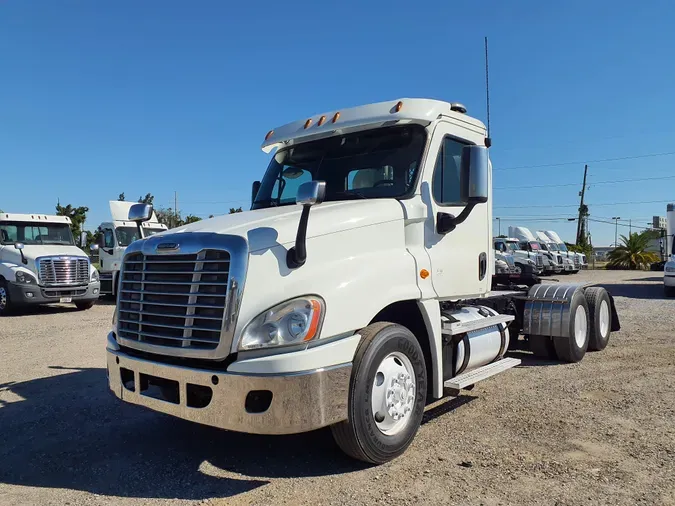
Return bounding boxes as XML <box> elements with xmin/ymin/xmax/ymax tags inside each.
<box><xmin>665</xmin><ymin>203</ymin><xmax>675</xmax><ymax>296</ymax></box>
<box><xmin>494</xmin><ymin>236</ymin><xmax>544</xmax><ymax>275</ymax></box>
<box><xmin>510</xmin><ymin>226</ymin><xmax>562</xmax><ymax>275</ymax></box>
<box><xmin>535</xmin><ymin>231</ymin><xmax>577</xmax><ymax>274</ymax></box>
<box><xmin>97</xmin><ymin>201</ymin><xmax>168</xmax><ymax>297</ymax></box>
<box><xmin>106</xmin><ymin>98</ymin><xmax>620</xmax><ymax>464</ymax></box>
<box><xmin>0</xmin><ymin>213</ymin><xmax>100</xmax><ymax>315</ymax></box>
<box><xmin>543</xmin><ymin>230</ymin><xmax>587</xmax><ymax>270</ymax></box>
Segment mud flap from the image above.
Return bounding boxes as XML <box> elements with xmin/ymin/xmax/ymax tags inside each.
<box><xmin>607</xmin><ymin>292</ymin><xmax>621</xmax><ymax>332</ymax></box>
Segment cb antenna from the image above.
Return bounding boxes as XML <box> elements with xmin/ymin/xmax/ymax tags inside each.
<box><xmin>484</xmin><ymin>36</ymin><xmax>492</xmax><ymax>148</ymax></box>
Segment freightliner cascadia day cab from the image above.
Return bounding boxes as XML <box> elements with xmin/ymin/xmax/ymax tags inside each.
<box><xmin>665</xmin><ymin>203</ymin><xmax>675</xmax><ymax>297</ymax></box>
<box><xmin>106</xmin><ymin>99</ymin><xmax>620</xmax><ymax>464</ymax></box>
<box><xmin>97</xmin><ymin>201</ymin><xmax>168</xmax><ymax>296</ymax></box>
<box><xmin>493</xmin><ymin>236</ymin><xmax>543</xmax><ymax>274</ymax></box>
<box><xmin>510</xmin><ymin>226</ymin><xmax>562</xmax><ymax>275</ymax></box>
<box><xmin>0</xmin><ymin>213</ymin><xmax>100</xmax><ymax>315</ymax></box>
<box><xmin>535</xmin><ymin>230</ymin><xmax>576</xmax><ymax>274</ymax></box>
<box><xmin>543</xmin><ymin>230</ymin><xmax>586</xmax><ymax>271</ymax></box>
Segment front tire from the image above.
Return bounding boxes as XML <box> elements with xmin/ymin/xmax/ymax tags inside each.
<box><xmin>331</xmin><ymin>322</ymin><xmax>427</xmax><ymax>464</ymax></box>
<box><xmin>75</xmin><ymin>301</ymin><xmax>95</xmax><ymax>310</ymax></box>
<box><xmin>553</xmin><ymin>290</ymin><xmax>590</xmax><ymax>362</ymax></box>
<box><xmin>0</xmin><ymin>280</ymin><xmax>13</xmax><ymax>316</ymax></box>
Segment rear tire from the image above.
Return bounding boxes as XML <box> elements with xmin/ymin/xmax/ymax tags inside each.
<box><xmin>584</xmin><ymin>287</ymin><xmax>611</xmax><ymax>351</ymax></box>
<box><xmin>552</xmin><ymin>290</ymin><xmax>590</xmax><ymax>363</ymax></box>
<box><xmin>665</xmin><ymin>285</ymin><xmax>675</xmax><ymax>298</ymax></box>
<box><xmin>75</xmin><ymin>301</ymin><xmax>95</xmax><ymax>310</ymax></box>
<box><xmin>0</xmin><ymin>280</ymin><xmax>13</xmax><ymax>316</ymax></box>
<box><xmin>528</xmin><ymin>335</ymin><xmax>557</xmax><ymax>359</ymax></box>
<box><xmin>331</xmin><ymin>322</ymin><xmax>427</xmax><ymax>464</ymax></box>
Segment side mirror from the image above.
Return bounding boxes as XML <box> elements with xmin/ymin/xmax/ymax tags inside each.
<box><xmin>90</xmin><ymin>244</ymin><xmax>100</xmax><ymax>252</ymax></box>
<box><xmin>251</xmin><ymin>180</ymin><xmax>261</xmax><ymax>206</ymax></box>
<box><xmin>128</xmin><ymin>203</ymin><xmax>153</xmax><ymax>223</ymax></box>
<box><xmin>460</xmin><ymin>145</ymin><xmax>489</xmax><ymax>204</ymax></box>
<box><xmin>14</xmin><ymin>242</ymin><xmax>24</xmax><ymax>250</ymax></box>
<box><xmin>296</xmin><ymin>181</ymin><xmax>326</xmax><ymax>206</ymax></box>
<box><xmin>14</xmin><ymin>242</ymin><xmax>27</xmax><ymax>264</ymax></box>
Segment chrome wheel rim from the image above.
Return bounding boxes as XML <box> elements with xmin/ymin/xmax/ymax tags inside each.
<box><xmin>574</xmin><ymin>305</ymin><xmax>588</xmax><ymax>348</ymax></box>
<box><xmin>599</xmin><ymin>300</ymin><xmax>610</xmax><ymax>337</ymax></box>
<box><xmin>371</xmin><ymin>352</ymin><xmax>416</xmax><ymax>435</ymax></box>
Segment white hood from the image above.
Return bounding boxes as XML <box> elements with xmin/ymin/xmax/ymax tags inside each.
<box><xmin>544</xmin><ymin>230</ymin><xmax>564</xmax><ymax>244</ymax></box>
<box><xmin>0</xmin><ymin>244</ymin><xmax>90</xmax><ymax>280</ymax></box>
<box><xmin>166</xmin><ymin>200</ymin><xmax>404</xmax><ymax>252</ymax></box>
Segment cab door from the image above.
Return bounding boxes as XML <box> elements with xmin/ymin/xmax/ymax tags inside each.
<box><xmin>421</xmin><ymin>122</ymin><xmax>491</xmax><ymax>299</ymax></box>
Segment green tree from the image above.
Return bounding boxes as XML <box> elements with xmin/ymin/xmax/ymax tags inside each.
<box><xmin>155</xmin><ymin>207</ymin><xmax>180</xmax><ymax>228</ymax></box>
<box><xmin>607</xmin><ymin>232</ymin><xmax>659</xmax><ymax>270</ymax></box>
<box><xmin>56</xmin><ymin>202</ymin><xmax>89</xmax><ymax>239</ymax></box>
<box><xmin>138</xmin><ymin>193</ymin><xmax>154</xmax><ymax>205</ymax></box>
<box><xmin>183</xmin><ymin>214</ymin><xmax>202</xmax><ymax>224</ymax></box>
<box><xmin>229</xmin><ymin>207</ymin><xmax>243</xmax><ymax>214</ymax></box>
<box><xmin>118</xmin><ymin>192</ymin><xmax>125</xmax><ymax>201</ymax></box>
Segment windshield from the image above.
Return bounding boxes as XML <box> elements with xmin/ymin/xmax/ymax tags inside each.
<box><xmin>529</xmin><ymin>242</ymin><xmax>541</xmax><ymax>250</ymax></box>
<box><xmin>547</xmin><ymin>242</ymin><xmax>559</xmax><ymax>251</ymax></box>
<box><xmin>558</xmin><ymin>243</ymin><xmax>568</xmax><ymax>252</ymax></box>
<box><xmin>115</xmin><ymin>226</ymin><xmax>140</xmax><ymax>247</ymax></box>
<box><xmin>505</xmin><ymin>241</ymin><xmax>520</xmax><ymax>251</ymax></box>
<box><xmin>0</xmin><ymin>221</ymin><xmax>74</xmax><ymax>246</ymax></box>
<box><xmin>253</xmin><ymin>125</ymin><xmax>426</xmax><ymax>209</ymax></box>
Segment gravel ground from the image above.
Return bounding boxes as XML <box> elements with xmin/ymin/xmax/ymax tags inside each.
<box><xmin>1</xmin><ymin>270</ymin><xmax>674</xmax><ymax>506</ymax></box>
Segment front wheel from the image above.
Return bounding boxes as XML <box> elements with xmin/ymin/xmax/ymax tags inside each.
<box><xmin>0</xmin><ymin>280</ymin><xmax>13</xmax><ymax>316</ymax></box>
<box><xmin>331</xmin><ymin>322</ymin><xmax>427</xmax><ymax>464</ymax></box>
<box><xmin>75</xmin><ymin>301</ymin><xmax>95</xmax><ymax>310</ymax></box>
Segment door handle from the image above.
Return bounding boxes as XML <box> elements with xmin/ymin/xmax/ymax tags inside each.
<box><xmin>479</xmin><ymin>252</ymin><xmax>487</xmax><ymax>280</ymax></box>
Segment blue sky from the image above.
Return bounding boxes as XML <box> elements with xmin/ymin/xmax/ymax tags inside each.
<box><xmin>1</xmin><ymin>0</ymin><xmax>674</xmax><ymax>245</ymax></box>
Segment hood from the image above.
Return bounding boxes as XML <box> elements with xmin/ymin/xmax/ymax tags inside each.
<box><xmin>509</xmin><ymin>226</ymin><xmax>537</xmax><ymax>242</ymax></box>
<box><xmin>166</xmin><ymin>200</ymin><xmax>405</xmax><ymax>252</ymax></box>
<box><xmin>1</xmin><ymin>244</ymin><xmax>89</xmax><ymax>278</ymax></box>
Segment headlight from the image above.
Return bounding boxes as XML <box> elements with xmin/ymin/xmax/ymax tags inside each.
<box><xmin>91</xmin><ymin>269</ymin><xmax>99</xmax><ymax>282</ymax></box>
<box><xmin>666</xmin><ymin>266</ymin><xmax>675</xmax><ymax>273</ymax></box>
<box><xmin>15</xmin><ymin>271</ymin><xmax>38</xmax><ymax>285</ymax></box>
<box><xmin>527</xmin><ymin>259</ymin><xmax>536</xmax><ymax>265</ymax></box>
<box><xmin>239</xmin><ymin>296</ymin><xmax>324</xmax><ymax>351</ymax></box>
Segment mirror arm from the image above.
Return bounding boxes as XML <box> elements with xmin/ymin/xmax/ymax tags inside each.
<box><xmin>286</xmin><ymin>205</ymin><xmax>311</xmax><ymax>269</ymax></box>
<box><xmin>20</xmin><ymin>249</ymin><xmax>27</xmax><ymax>265</ymax></box>
<box><xmin>436</xmin><ymin>201</ymin><xmax>479</xmax><ymax>235</ymax></box>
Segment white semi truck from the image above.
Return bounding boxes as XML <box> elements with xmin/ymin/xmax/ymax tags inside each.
<box><xmin>535</xmin><ymin>231</ymin><xmax>577</xmax><ymax>274</ymax></box>
<box><xmin>0</xmin><ymin>213</ymin><xmax>100</xmax><ymax>315</ymax></box>
<box><xmin>543</xmin><ymin>230</ymin><xmax>587</xmax><ymax>271</ymax></box>
<box><xmin>493</xmin><ymin>236</ymin><xmax>544</xmax><ymax>275</ymax></box>
<box><xmin>510</xmin><ymin>226</ymin><xmax>562</xmax><ymax>275</ymax></box>
<box><xmin>106</xmin><ymin>98</ymin><xmax>620</xmax><ymax>464</ymax></box>
<box><xmin>97</xmin><ymin>201</ymin><xmax>168</xmax><ymax>296</ymax></box>
<box><xmin>665</xmin><ymin>203</ymin><xmax>675</xmax><ymax>297</ymax></box>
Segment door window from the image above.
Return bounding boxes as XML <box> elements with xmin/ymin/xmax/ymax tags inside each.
<box><xmin>103</xmin><ymin>229</ymin><xmax>115</xmax><ymax>249</ymax></box>
<box><xmin>432</xmin><ymin>137</ymin><xmax>468</xmax><ymax>206</ymax></box>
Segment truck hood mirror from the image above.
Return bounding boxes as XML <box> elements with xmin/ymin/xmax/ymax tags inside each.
<box><xmin>14</xmin><ymin>242</ymin><xmax>27</xmax><ymax>265</ymax></box>
<box><xmin>14</xmin><ymin>242</ymin><xmax>24</xmax><ymax>250</ymax></box>
<box><xmin>128</xmin><ymin>203</ymin><xmax>154</xmax><ymax>223</ymax></box>
<box><xmin>90</xmin><ymin>244</ymin><xmax>100</xmax><ymax>252</ymax></box>
<box><xmin>287</xmin><ymin>181</ymin><xmax>327</xmax><ymax>269</ymax></box>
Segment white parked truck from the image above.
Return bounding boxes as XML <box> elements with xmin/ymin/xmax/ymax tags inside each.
<box><xmin>665</xmin><ymin>203</ymin><xmax>675</xmax><ymax>297</ymax></box>
<box><xmin>510</xmin><ymin>226</ymin><xmax>562</xmax><ymax>275</ymax></box>
<box><xmin>542</xmin><ymin>230</ymin><xmax>586</xmax><ymax>271</ymax></box>
<box><xmin>0</xmin><ymin>213</ymin><xmax>100</xmax><ymax>315</ymax></box>
<box><xmin>106</xmin><ymin>98</ymin><xmax>620</xmax><ymax>464</ymax></box>
<box><xmin>535</xmin><ymin>231</ymin><xmax>576</xmax><ymax>274</ymax></box>
<box><xmin>493</xmin><ymin>236</ymin><xmax>544</xmax><ymax>275</ymax></box>
<box><xmin>97</xmin><ymin>201</ymin><xmax>168</xmax><ymax>296</ymax></box>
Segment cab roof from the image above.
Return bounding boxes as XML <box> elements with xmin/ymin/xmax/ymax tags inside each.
<box><xmin>0</xmin><ymin>213</ymin><xmax>71</xmax><ymax>224</ymax></box>
<box><xmin>261</xmin><ymin>98</ymin><xmax>487</xmax><ymax>153</ymax></box>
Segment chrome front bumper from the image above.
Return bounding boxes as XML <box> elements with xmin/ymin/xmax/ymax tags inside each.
<box><xmin>106</xmin><ymin>336</ymin><xmax>351</xmax><ymax>435</ymax></box>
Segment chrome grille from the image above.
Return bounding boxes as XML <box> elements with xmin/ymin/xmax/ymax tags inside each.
<box><xmin>535</xmin><ymin>255</ymin><xmax>543</xmax><ymax>267</ymax></box>
<box><xmin>38</xmin><ymin>257</ymin><xmax>90</xmax><ymax>286</ymax></box>
<box><xmin>573</xmin><ymin>255</ymin><xmax>580</xmax><ymax>267</ymax></box>
<box><xmin>117</xmin><ymin>250</ymin><xmax>230</xmax><ymax>350</ymax></box>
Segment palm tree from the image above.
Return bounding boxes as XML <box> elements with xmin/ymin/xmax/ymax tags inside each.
<box><xmin>607</xmin><ymin>232</ymin><xmax>659</xmax><ymax>270</ymax></box>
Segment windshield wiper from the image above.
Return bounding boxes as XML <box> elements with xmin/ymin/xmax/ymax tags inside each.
<box><xmin>335</xmin><ymin>190</ymin><xmax>368</xmax><ymax>200</ymax></box>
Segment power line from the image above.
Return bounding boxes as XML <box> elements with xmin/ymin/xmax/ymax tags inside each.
<box><xmin>494</xmin><ymin>150</ymin><xmax>675</xmax><ymax>172</ymax></box>
<box><xmin>495</xmin><ymin>198</ymin><xmax>674</xmax><ymax>209</ymax></box>
<box><xmin>494</xmin><ymin>174</ymin><xmax>675</xmax><ymax>190</ymax></box>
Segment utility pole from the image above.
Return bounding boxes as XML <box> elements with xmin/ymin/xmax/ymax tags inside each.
<box><xmin>495</xmin><ymin>217</ymin><xmax>501</xmax><ymax>236</ymax></box>
<box><xmin>174</xmin><ymin>191</ymin><xmax>178</xmax><ymax>228</ymax></box>
<box><xmin>629</xmin><ymin>219</ymin><xmax>632</xmax><ymax>236</ymax></box>
<box><xmin>576</xmin><ymin>164</ymin><xmax>588</xmax><ymax>245</ymax></box>
<box><xmin>612</xmin><ymin>216</ymin><xmax>621</xmax><ymax>247</ymax></box>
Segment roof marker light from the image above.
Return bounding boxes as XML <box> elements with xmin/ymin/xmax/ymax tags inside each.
<box><xmin>394</xmin><ymin>101</ymin><xmax>403</xmax><ymax>112</ymax></box>
<box><xmin>304</xmin><ymin>118</ymin><xmax>312</xmax><ymax>129</ymax></box>
<box><xmin>332</xmin><ymin>112</ymin><xmax>340</xmax><ymax>123</ymax></box>
<box><xmin>265</xmin><ymin>130</ymin><xmax>274</xmax><ymax>141</ymax></box>
<box><xmin>317</xmin><ymin>115</ymin><xmax>326</xmax><ymax>126</ymax></box>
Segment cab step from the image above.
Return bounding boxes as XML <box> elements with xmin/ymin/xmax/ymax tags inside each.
<box><xmin>441</xmin><ymin>314</ymin><xmax>514</xmax><ymax>335</ymax></box>
<box><xmin>443</xmin><ymin>357</ymin><xmax>521</xmax><ymax>393</ymax></box>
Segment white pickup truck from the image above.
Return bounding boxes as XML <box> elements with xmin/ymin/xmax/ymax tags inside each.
<box><xmin>106</xmin><ymin>98</ymin><xmax>620</xmax><ymax>463</ymax></box>
<box><xmin>97</xmin><ymin>201</ymin><xmax>168</xmax><ymax>297</ymax></box>
<box><xmin>0</xmin><ymin>213</ymin><xmax>100</xmax><ymax>315</ymax></box>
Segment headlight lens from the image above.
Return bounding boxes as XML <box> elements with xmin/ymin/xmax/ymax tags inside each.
<box><xmin>666</xmin><ymin>265</ymin><xmax>675</xmax><ymax>273</ymax></box>
<box><xmin>91</xmin><ymin>269</ymin><xmax>99</xmax><ymax>282</ymax></box>
<box><xmin>240</xmin><ymin>296</ymin><xmax>324</xmax><ymax>350</ymax></box>
<box><xmin>15</xmin><ymin>271</ymin><xmax>37</xmax><ymax>285</ymax></box>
